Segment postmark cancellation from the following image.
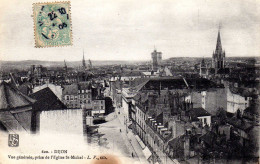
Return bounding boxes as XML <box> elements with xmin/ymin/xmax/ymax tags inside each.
<box><xmin>33</xmin><ymin>1</ymin><xmax>72</xmax><ymax>48</ymax></box>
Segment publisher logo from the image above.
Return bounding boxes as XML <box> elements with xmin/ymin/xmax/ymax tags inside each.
<box><xmin>8</xmin><ymin>134</ymin><xmax>19</xmax><ymax>147</ymax></box>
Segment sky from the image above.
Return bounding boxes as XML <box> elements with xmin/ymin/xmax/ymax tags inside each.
<box><xmin>0</xmin><ymin>0</ymin><xmax>259</xmax><ymax>61</ymax></box>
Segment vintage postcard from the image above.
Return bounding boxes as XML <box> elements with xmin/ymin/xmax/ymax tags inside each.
<box><xmin>0</xmin><ymin>0</ymin><xmax>259</xmax><ymax>164</ymax></box>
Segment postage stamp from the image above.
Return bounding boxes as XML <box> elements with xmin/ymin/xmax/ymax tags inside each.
<box><xmin>8</xmin><ymin>134</ymin><xmax>19</xmax><ymax>147</ymax></box>
<box><xmin>33</xmin><ymin>1</ymin><xmax>72</xmax><ymax>48</ymax></box>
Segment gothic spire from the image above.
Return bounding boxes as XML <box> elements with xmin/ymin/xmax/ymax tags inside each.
<box><xmin>64</xmin><ymin>60</ymin><xmax>68</xmax><ymax>74</ymax></box>
<box><xmin>82</xmin><ymin>50</ymin><xmax>86</xmax><ymax>69</ymax></box>
<box><xmin>64</xmin><ymin>60</ymin><xmax>67</xmax><ymax>68</ymax></box>
<box><xmin>216</xmin><ymin>26</ymin><xmax>222</xmax><ymax>53</ymax></box>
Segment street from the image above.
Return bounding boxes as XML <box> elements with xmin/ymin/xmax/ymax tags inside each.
<box><xmin>96</xmin><ymin>108</ymin><xmax>149</xmax><ymax>164</ymax></box>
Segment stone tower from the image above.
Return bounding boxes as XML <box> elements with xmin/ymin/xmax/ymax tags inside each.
<box><xmin>151</xmin><ymin>48</ymin><xmax>162</xmax><ymax>71</ymax></box>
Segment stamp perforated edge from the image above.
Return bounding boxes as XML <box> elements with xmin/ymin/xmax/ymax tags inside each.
<box><xmin>32</xmin><ymin>1</ymin><xmax>73</xmax><ymax>48</ymax></box>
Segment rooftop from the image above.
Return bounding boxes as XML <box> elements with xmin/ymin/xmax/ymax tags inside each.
<box><xmin>188</xmin><ymin>108</ymin><xmax>211</xmax><ymax>118</ymax></box>
<box><xmin>63</xmin><ymin>84</ymin><xmax>78</xmax><ymax>95</ymax></box>
<box><xmin>141</xmin><ymin>77</ymin><xmax>224</xmax><ymax>91</ymax></box>
<box><xmin>30</xmin><ymin>87</ymin><xmax>67</xmax><ymax>111</ymax></box>
<box><xmin>0</xmin><ymin>81</ymin><xmax>35</xmax><ymax>111</ymax></box>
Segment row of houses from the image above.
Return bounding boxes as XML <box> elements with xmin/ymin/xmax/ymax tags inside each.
<box><xmin>62</xmin><ymin>81</ymin><xmax>106</xmax><ymax>117</ymax></box>
<box><xmin>0</xmin><ymin>79</ymin><xmax>108</xmax><ymax>133</ymax></box>
<box><xmin>115</xmin><ymin>77</ymin><xmax>259</xmax><ymax>163</ymax></box>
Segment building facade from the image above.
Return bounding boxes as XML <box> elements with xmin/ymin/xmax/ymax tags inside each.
<box><xmin>62</xmin><ymin>82</ymin><xmax>92</xmax><ymax>109</ymax></box>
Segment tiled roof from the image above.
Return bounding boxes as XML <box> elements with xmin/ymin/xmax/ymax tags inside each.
<box><xmin>122</xmin><ymin>71</ymin><xmax>145</xmax><ymax>77</ymax></box>
<box><xmin>200</xmin><ymin>131</ymin><xmax>217</xmax><ymax>146</ymax></box>
<box><xmin>227</xmin><ymin>117</ymin><xmax>253</xmax><ymax>131</ymax></box>
<box><xmin>0</xmin><ymin>81</ymin><xmax>35</xmax><ymax>110</ymax></box>
<box><xmin>141</xmin><ymin>77</ymin><xmax>223</xmax><ymax>91</ymax></box>
<box><xmin>133</xmin><ymin>92</ymin><xmax>149</xmax><ymax>102</ymax></box>
<box><xmin>133</xmin><ymin>80</ymin><xmax>149</xmax><ymax>91</ymax></box>
<box><xmin>78</xmin><ymin>82</ymin><xmax>92</xmax><ymax>90</ymax></box>
<box><xmin>18</xmin><ymin>82</ymin><xmax>33</xmax><ymax>95</ymax></box>
<box><xmin>188</xmin><ymin>108</ymin><xmax>211</xmax><ymax>118</ymax></box>
<box><xmin>63</xmin><ymin>84</ymin><xmax>78</xmax><ymax>95</ymax></box>
<box><xmin>168</xmin><ymin>134</ymin><xmax>186</xmax><ymax>148</ymax></box>
<box><xmin>30</xmin><ymin>87</ymin><xmax>67</xmax><ymax>111</ymax></box>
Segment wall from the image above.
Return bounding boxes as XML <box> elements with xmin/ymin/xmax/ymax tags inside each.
<box><xmin>198</xmin><ymin>116</ymin><xmax>211</xmax><ymax>127</ymax></box>
<box><xmin>136</xmin><ymin>106</ymin><xmax>146</xmax><ymax>142</ymax></box>
<box><xmin>92</xmin><ymin>100</ymin><xmax>105</xmax><ymax>116</ymax></box>
<box><xmin>191</xmin><ymin>88</ymin><xmax>227</xmax><ymax>115</ymax></box>
<box><xmin>227</xmin><ymin>87</ymin><xmax>250</xmax><ymax>113</ymax></box>
<box><xmin>122</xmin><ymin>96</ymin><xmax>129</xmax><ymax>118</ymax></box>
<box><xmin>0</xmin><ymin>106</ymin><xmax>33</xmax><ymax>133</ymax></box>
<box><xmin>62</xmin><ymin>89</ymin><xmax>92</xmax><ymax>109</ymax></box>
<box><xmin>205</xmin><ymin>88</ymin><xmax>227</xmax><ymax>115</ymax></box>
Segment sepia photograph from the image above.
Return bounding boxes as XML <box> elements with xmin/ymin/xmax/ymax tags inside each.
<box><xmin>0</xmin><ymin>0</ymin><xmax>259</xmax><ymax>163</ymax></box>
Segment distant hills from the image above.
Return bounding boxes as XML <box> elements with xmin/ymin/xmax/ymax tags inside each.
<box><xmin>0</xmin><ymin>60</ymin><xmax>146</xmax><ymax>71</ymax></box>
<box><xmin>0</xmin><ymin>56</ymin><xmax>259</xmax><ymax>72</ymax></box>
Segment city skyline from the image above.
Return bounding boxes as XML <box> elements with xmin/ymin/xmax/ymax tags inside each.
<box><xmin>0</xmin><ymin>0</ymin><xmax>259</xmax><ymax>61</ymax></box>
<box><xmin>0</xmin><ymin>0</ymin><xmax>259</xmax><ymax>164</ymax></box>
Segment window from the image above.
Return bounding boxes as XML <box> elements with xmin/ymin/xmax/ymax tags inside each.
<box><xmin>82</xmin><ymin>90</ymin><xmax>84</xmax><ymax>93</ymax></box>
<box><xmin>204</xmin><ymin>118</ymin><xmax>207</xmax><ymax>124</ymax></box>
<box><xmin>66</xmin><ymin>95</ymin><xmax>69</xmax><ymax>100</ymax></box>
<box><xmin>88</xmin><ymin>100</ymin><xmax>91</xmax><ymax>104</ymax></box>
<box><xmin>101</xmin><ymin>106</ymin><xmax>103</xmax><ymax>109</ymax></box>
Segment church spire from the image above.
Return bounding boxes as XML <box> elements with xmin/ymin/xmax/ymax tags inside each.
<box><xmin>216</xmin><ymin>25</ymin><xmax>222</xmax><ymax>53</ymax></box>
<box><xmin>64</xmin><ymin>59</ymin><xmax>67</xmax><ymax>68</ymax></box>
<box><xmin>64</xmin><ymin>60</ymin><xmax>68</xmax><ymax>74</ymax></box>
<box><xmin>82</xmin><ymin>49</ymin><xmax>86</xmax><ymax>70</ymax></box>
<box><xmin>212</xmin><ymin>24</ymin><xmax>226</xmax><ymax>72</ymax></box>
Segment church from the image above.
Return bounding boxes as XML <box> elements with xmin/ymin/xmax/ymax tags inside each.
<box><xmin>199</xmin><ymin>27</ymin><xmax>230</xmax><ymax>78</ymax></box>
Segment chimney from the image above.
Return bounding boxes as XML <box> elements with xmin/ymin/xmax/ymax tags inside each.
<box><xmin>183</xmin><ymin>135</ymin><xmax>190</xmax><ymax>160</ymax></box>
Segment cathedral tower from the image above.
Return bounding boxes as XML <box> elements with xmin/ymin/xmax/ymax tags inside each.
<box><xmin>212</xmin><ymin>27</ymin><xmax>225</xmax><ymax>73</ymax></box>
